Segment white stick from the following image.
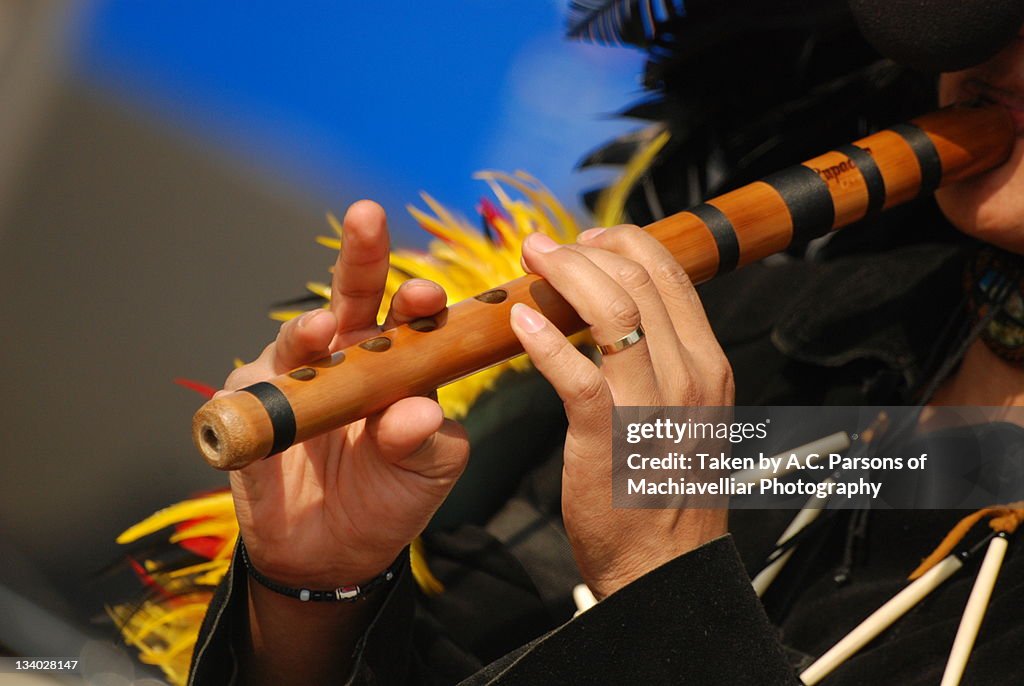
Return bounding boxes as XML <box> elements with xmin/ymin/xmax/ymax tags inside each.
<box><xmin>572</xmin><ymin>584</ymin><xmax>597</xmax><ymax>616</ymax></box>
<box><xmin>751</xmin><ymin>478</ymin><xmax>834</xmax><ymax>597</ymax></box>
<box><xmin>940</xmin><ymin>535</ymin><xmax>1009</xmax><ymax>686</ymax></box>
<box><xmin>732</xmin><ymin>432</ymin><xmax>850</xmax><ymax>486</ymax></box>
<box><xmin>800</xmin><ymin>554</ymin><xmax>964</xmax><ymax>685</ymax></box>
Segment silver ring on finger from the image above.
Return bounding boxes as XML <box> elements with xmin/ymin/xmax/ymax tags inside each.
<box><xmin>596</xmin><ymin>324</ymin><xmax>645</xmax><ymax>356</ymax></box>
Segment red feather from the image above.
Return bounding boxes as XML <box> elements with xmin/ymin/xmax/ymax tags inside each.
<box><xmin>173</xmin><ymin>378</ymin><xmax>218</xmax><ymax>399</ymax></box>
<box><xmin>127</xmin><ymin>557</ymin><xmax>175</xmax><ymax>601</ymax></box>
<box><xmin>175</xmin><ymin>516</ymin><xmax>228</xmax><ymax>560</ymax></box>
<box><xmin>477</xmin><ymin>198</ymin><xmax>509</xmax><ymax>246</ymax></box>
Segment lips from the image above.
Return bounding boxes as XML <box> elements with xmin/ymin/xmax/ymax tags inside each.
<box><xmin>964</xmin><ymin>79</ymin><xmax>1024</xmax><ymax>134</ymax></box>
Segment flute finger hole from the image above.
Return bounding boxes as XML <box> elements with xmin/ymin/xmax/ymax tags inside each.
<box><xmin>475</xmin><ymin>289</ymin><xmax>508</xmax><ymax>304</ymax></box>
<box><xmin>289</xmin><ymin>368</ymin><xmax>317</xmax><ymax>381</ymax></box>
<box><xmin>359</xmin><ymin>336</ymin><xmax>393</xmax><ymax>352</ymax></box>
<box><xmin>409</xmin><ymin>317</ymin><xmax>439</xmax><ymax>332</ymax></box>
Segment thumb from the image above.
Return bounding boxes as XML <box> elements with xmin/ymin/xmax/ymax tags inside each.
<box><xmin>363</xmin><ymin>397</ymin><xmax>469</xmax><ymax>483</ymax></box>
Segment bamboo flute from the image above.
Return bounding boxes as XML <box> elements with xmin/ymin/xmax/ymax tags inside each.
<box><xmin>193</xmin><ymin>103</ymin><xmax>1015</xmax><ymax>470</ymax></box>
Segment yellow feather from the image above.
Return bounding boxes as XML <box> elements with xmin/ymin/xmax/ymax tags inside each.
<box><xmin>196</xmin><ymin>568</ymin><xmax>230</xmax><ymax>585</ymax></box>
<box><xmin>315</xmin><ymin>236</ymin><xmax>342</xmax><ymax>250</ymax></box>
<box><xmin>270</xmin><ymin>309</ymin><xmax>316</xmax><ymax>322</ymax></box>
<box><xmin>595</xmin><ymin>126</ymin><xmax>670</xmax><ymax>228</ymax></box>
<box><xmin>418</xmin><ymin>191</ymin><xmax>464</xmax><ymax>234</ymax></box>
<box><xmin>166</xmin><ymin>559</ymin><xmax>229</xmax><ymax>579</ymax></box>
<box><xmin>131</xmin><ymin>604</ymin><xmax>209</xmax><ymax>642</ymax></box>
<box><xmin>306</xmin><ymin>281</ymin><xmax>332</xmax><ymax>300</ymax></box>
<box><xmin>410</xmin><ymin>537</ymin><xmax>444</xmax><ymax>596</ymax></box>
<box><xmin>116</xmin><ymin>492</ymin><xmax>235</xmax><ymax>544</ymax></box>
<box><xmin>326</xmin><ymin>211</ymin><xmax>344</xmax><ymax>237</ymax></box>
<box><xmin>168</xmin><ymin>520</ymin><xmax>237</xmax><ymax>545</ymax></box>
<box><xmin>387</xmin><ymin>254</ymin><xmax>456</xmax><ymax>289</ymax></box>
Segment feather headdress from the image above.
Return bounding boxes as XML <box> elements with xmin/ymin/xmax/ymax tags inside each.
<box><xmin>568</xmin><ymin>0</ymin><xmax>936</xmax><ymax>237</ymax></box>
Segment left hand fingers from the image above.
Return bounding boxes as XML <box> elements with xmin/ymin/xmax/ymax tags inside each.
<box><xmin>508</xmin><ymin>302</ymin><xmax>613</xmax><ymax>453</ymax></box>
<box><xmin>564</xmin><ymin>242</ymin><xmax>693</xmax><ymax>392</ymax></box>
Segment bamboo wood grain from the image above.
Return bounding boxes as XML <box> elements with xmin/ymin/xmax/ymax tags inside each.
<box><xmin>194</xmin><ymin>104</ymin><xmax>1015</xmax><ymax>470</ymax></box>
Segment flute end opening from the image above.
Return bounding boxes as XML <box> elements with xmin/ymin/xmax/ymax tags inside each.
<box><xmin>201</xmin><ymin>424</ymin><xmax>220</xmax><ymax>453</ymax></box>
<box><xmin>192</xmin><ymin>394</ymin><xmax>272</xmax><ymax>470</ymax></box>
<box><xmin>194</xmin><ymin>416</ymin><xmax>233</xmax><ymax>469</ymax></box>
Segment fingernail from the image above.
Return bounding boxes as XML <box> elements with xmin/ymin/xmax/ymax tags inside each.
<box><xmin>527</xmin><ymin>233</ymin><xmax>560</xmax><ymax>254</ymax></box>
<box><xmin>298</xmin><ymin>309</ymin><xmax>324</xmax><ymax>328</ymax></box>
<box><xmin>511</xmin><ymin>303</ymin><xmax>545</xmax><ymax>333</ymax></box>
<box><xmin>404</xmin><ymin>278</ymin><xmax>444</xmax><ymax>293</ymax></box>
<box><xmin>578</xmin><ymin>227</ymin><xmax>606</xmax><ymax>242</ymax></box>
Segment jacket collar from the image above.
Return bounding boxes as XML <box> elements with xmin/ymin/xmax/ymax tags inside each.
<box><xmin>770</xmin><ymin>241</ymin><xmax>969</xmax><ymax>390</ymax></box>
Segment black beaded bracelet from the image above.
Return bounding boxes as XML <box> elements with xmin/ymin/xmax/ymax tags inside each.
<box><xmin>238</xmin><ymin>538</ymin><xmax>403</xmax><ymax>602</ymax></box>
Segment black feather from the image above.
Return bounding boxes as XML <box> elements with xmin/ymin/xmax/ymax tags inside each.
<box><xmin>577</xmin><ymin>128</ymin><xmax>661</xmax><ymax>169</ymax></box>
<box><xmin>271</xmin><ymin>292</ymin><xmax>328</xmax><ymax>308</ymax></box>
<box><xmin>569</xmin><ymin>0</ymin><xmax>938</xmax><ymax>238</ymax></box>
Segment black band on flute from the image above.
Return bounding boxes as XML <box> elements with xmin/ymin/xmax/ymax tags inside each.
<box><xmin>835</xmin><ymin>143</ymin><xmax>887</xmax><ymax>218</ymax></box>
<box><xmin>890</xmin><ymin>123</ymin><xmax>943</xmax><ymax>196</ymax></box>
<box><xmin>240</xmin><ymin>382</ymin><xmax>297</xmax><ymax>457</ymax></box>
<box><xmin>689</xmin><ymin>203</ymin><xmax>739</xmax><ymax>276</ymax></box>
<box><xmin>761</xmin><ymin>165</ymin><xmax>836</xmax><ymax>245</ymax></box>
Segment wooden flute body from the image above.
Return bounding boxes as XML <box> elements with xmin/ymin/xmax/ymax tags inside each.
<box><xmin>194</xmin><ymin>104</ymin><xmax>1015</xmax><ymax>470</ymax></box>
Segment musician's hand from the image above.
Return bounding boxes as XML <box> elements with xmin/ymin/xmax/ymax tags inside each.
<box><xmin>512</xmin><ymin>225</ymin><xmax>732</xmax><ymax>600</ymax></box>
<box><xmin>223</xmin><ymin>200</ymin><xmax>469</xmax><ymax>591</ymax></box>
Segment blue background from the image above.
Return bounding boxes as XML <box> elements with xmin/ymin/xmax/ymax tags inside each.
<box><xmin>73</xmin><ymin>1</ymin><xmax>646</xmax><ymax>241</ymax></box>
